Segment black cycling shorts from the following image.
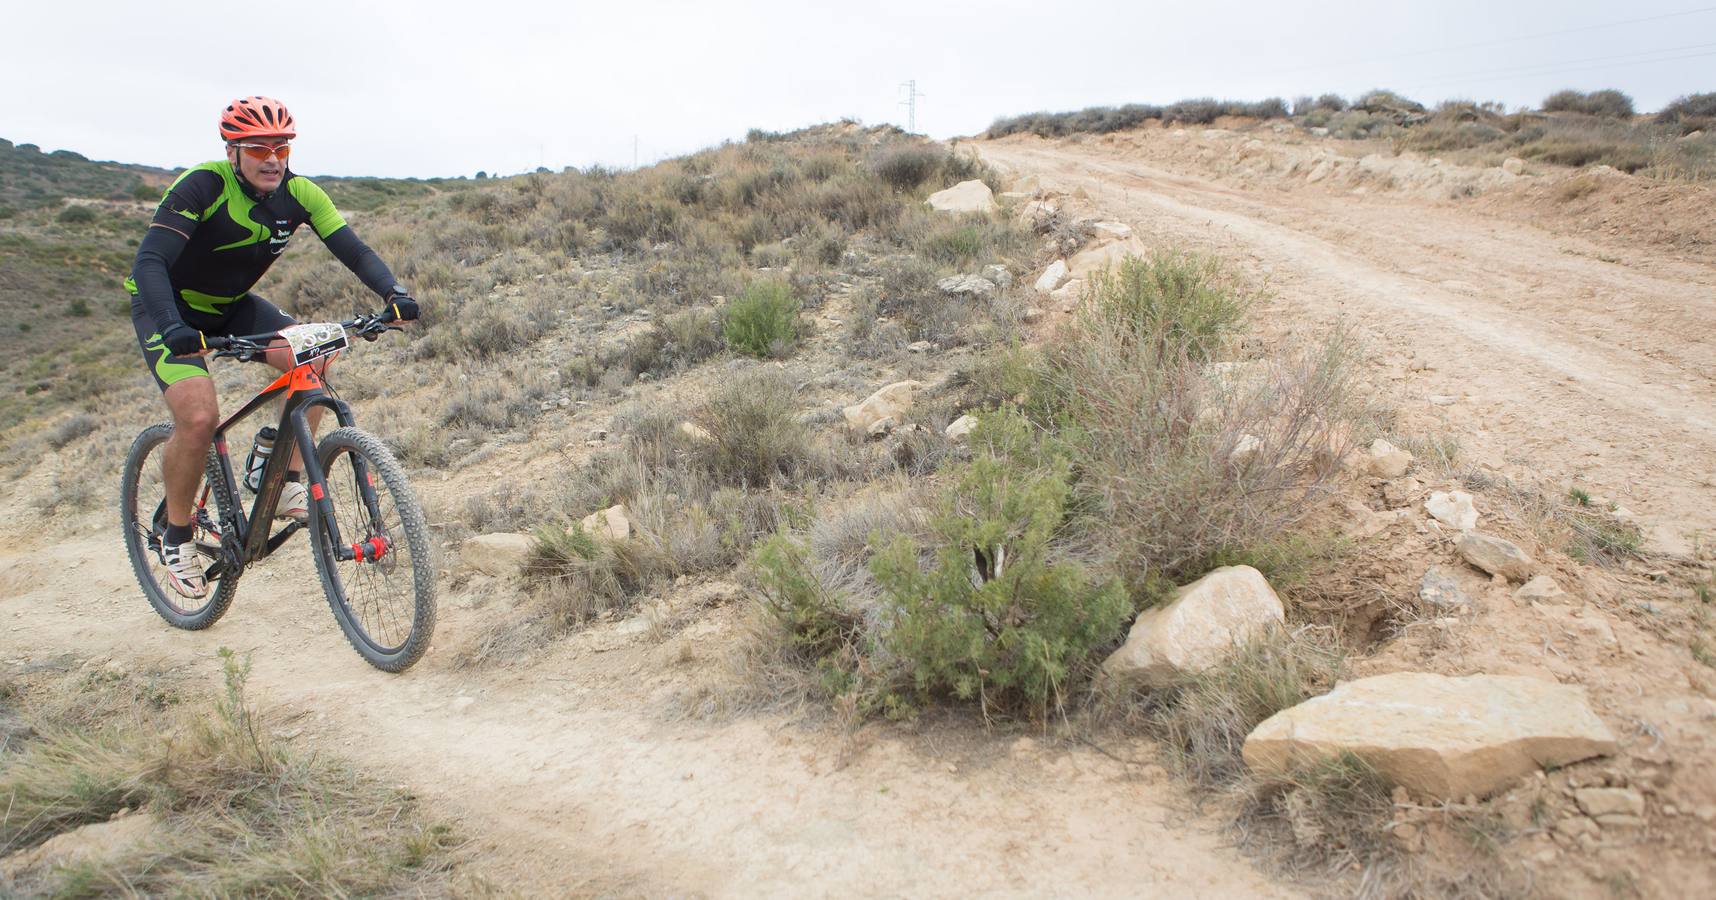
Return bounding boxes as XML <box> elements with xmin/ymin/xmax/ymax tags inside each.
<box><xmin>130</xmin><ymin>293</ymin><xmax>297</xmax><ymax>392</ymax></box>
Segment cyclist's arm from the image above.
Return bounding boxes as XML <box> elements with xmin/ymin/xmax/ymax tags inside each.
<box><xmin>131</xmin><ymin>170</ymin><xmax>221</xmax><ymax>333</ymax></box>
<box><xmin>289</xmin><ymin>176</ymin><xmax>406</xmax><ymax>301</ymax></box>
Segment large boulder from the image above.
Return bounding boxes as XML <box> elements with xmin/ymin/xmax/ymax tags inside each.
<box><xmin>1101</xmin><ymin>565</ymin><xmax>1284</xmax><ymax>686</ymax></box>
<box><xmin>462</xmin><ymin>532</ymin><xmax>533</xmax><ymax>577</ymax></box>
<box><xmin>1457</xmin><ymin>531</ymin><xmax>1534</xmax><ymax>582</ymax></box>
<box><xmin>1243</xmin><ymin>672</ymin><xmax>1616</xmax><ymax>800</ymax></box>
<box><xmin>842</xmin><ymin>381</ymin><xmax>924</xmax><ymax>436</ymax></box>
<box><xmin>926</xmin><ymin>180</ymin><xmax>997</xmax><ymax>214</ymax></box>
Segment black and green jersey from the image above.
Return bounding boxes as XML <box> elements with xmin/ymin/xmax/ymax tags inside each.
<box><xmin>125</xmin><ymin>161</ymin><xmax>348</xmax><ymax>313</ymax></box>
<box><xmin>127</xmin><ymin>160</ymin><xmax>401</xmax><ymax>335</ymax></box>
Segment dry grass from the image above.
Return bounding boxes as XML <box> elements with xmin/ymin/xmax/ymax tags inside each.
<box><xmin>0</xmin><ymin>653</ymin><xmax>465</xmax><ymax>896</ymax></box>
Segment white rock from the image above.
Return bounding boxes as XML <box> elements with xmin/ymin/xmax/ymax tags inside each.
<box><xmin>1089</xmin><ymin>221</ymin><xmax>1134</xmax><ymax>240</ymax></box>
<box><xmin>580</xmin><ymin>504</ymin><xmax>632</xmax><ymax>541</ymax></box>
<box><xmin>1364</xmin><ymin>439</ymin><xmax>1414</xmax><ymax>478</ymax></box>
<box><xmin>679</xmin><ymin>421</ymin><xmax>713</xmax><ymax>442</ymax></box>
<box><xmin>1515</xmin><ymin>575</ymin><xmax>1567</xmax><ymax>602</ymax></box>
<box><xmin>1425</xmin><ymin>490</ymin><xmax>1479</xmax><ymax>531</ymax></box>
<box><xmin>944</xmin><ymin>415</ymin><xmax>978</xmax><ymax>442</ymax></box>
<box><xmin>937</xmin><ymin>274</ymin><xmax>997</xmax><ymax>297</ymax></box>
<box><xmin>926</xmin><ymin>180</ymin><xmax>997</xmax><ymax>214</ymax></box>
<box><xmin>1034</xmin><ymin>259</ymin><xmax>1070</xmax><ymax>293</ymax></box>
<box><xmin>1457</xmin><ymin>531</ymin><xmax>1534</xmax><ymax>582</ymax></box>
<box><xmin>1575</xmin><ymin>787</ymin><xmax>1644</xmax><ymax>819</ymax></box>
<box><xmin>1418</xmin><ymin>567</ymin><xmax>1469</xmax><ymax>610</ymax></box>
<box><xmin>842</xmin><ymin>381</ymin><xmax>924</xmax><ymax>435</ymax></box>
<box><xmin>1019</xmin><ymin>198</ymin><xmax>1060</xmax><ymax>227</ymax></box>
<box><xmin>1502</xmin><ymin>157</ymin><xmax>1526</xmax><ymax>175</ymax></box>
<box><xmin>1230</xmin><ymin>434</ymin><xmax>1263</xmax><ymax>467</ymax></box>
<box><xmin>1068</xmin><ymin>238</ymin><xmax>1147</xmax><ymax>279</ymax></box>
<box><xmin>906</xmin><ymin>340</ymin><xmax>935</xmax><ymax>353</ymax></box>
<box><xmin>461</xmin><ymin>533</ymin><xmax>533</xmax><ymax>577</ymax></box>
<box><xmin>1243</xmin><ymin>672</ymin><xmax>1618</xmax><ymax>800</ymax></box>
<box><xmin>1102</xmin><ymin>565</ymin><xmax>1285</xmax><ymax>686</ymax></box>
<box><xmin>982</xmin><ymin>263</ymin><xmax>1013</xmax><ymax>287</ymax></box>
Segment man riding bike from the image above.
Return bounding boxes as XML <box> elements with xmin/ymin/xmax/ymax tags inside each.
<box><xmin>128</xmin><ymin>96</ymin><xmax>419</xmax><ymax>601</ymax></box>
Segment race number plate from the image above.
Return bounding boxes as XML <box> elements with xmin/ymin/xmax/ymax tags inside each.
<box><xmin>280</xmin><ymin>322</ymin><xmax>349</xmax><ymax>366</ymax></box>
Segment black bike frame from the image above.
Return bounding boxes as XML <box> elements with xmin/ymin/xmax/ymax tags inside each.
<box><xmin>204</xmin><ymin>362</ymin><xmax>379</xmax><ymax>576</ymax></box>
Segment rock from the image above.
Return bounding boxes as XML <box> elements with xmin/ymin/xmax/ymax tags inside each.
<box><xmin>1034</xmin><ymin>259</ymin><xmax>1070</xmax><ymax>293</ymax></box>
<box><xmin>1019</xmin><ymin>198</ymin><xmax>1060</xmax><ymax>228</ymax></box>
<box><xmin>906</xmin><ymin>340</ymin><xmax>935</xmax><ymax>353</ymax></box>
<box><xmin>842</xmin><ymin>381</ymin><xmax>924</xmax><ymax>435</ymax></box>
<box><xmin>580</xmin><ymin>504</ymin><xmax>632</xmax><ymax>541</ymax></box>
<box><xmin>1425</xmin><ymin>490</ymin><xmax>1479</xmax><ymax>531</ymax></box>
<box><xmin>1068</xmin><ymin>238</ymin><xmax>1147</xmax><ymax>279</ymax></box>
<box><xmin>1382</xmin><ymin>477</ymin><xmax>1422</xmax><ymax>508</ymax></box>
<box><xmin>1457</xmin><ymin>532</ymin><xmax>1534</xmax><ymax>582</ymax></box>
<box><xmin>926</xmin><ymin>180</ymin><xmax>996</xmax><ymax>214</ymax></box>
<box><xmin>1538</xmin><ymin>605</ymin><xmax>1617</xmax><ymax>647</ymax></box>
<box><xmin>462</xmin><ymin>533</ymin><xmax>533</xmax><ymax>577</ymax></box>
<box><xmin>1050</xmin><ymin>278</ymin><xmax>1084</xmax><ymax>308</ymax></box>
<box><xmin>1502</xmin><ymin>157</ymin><xmax>1525</xmax><ymax>175</ymax></box>
<box><xmin>1363</xmin><ymin>439</ymin><xmax>1414</xmax><ymax>478</ymax></box>
<box><xmin>0</xmin><ymin>812</ymin><xmax>159</xmax><ymax>879</ymax></box>
<box><xmin>1102</xmin><ymin>566</ymin><xmax>1285</xmax><ymax>686</ymax></box>
<box><xmin>936</xmin><ymin>274</ymin><xmax>997</xmax><ymax>297</ymax></box>
<box><xmin>944</xmin><ymin>415</ymin><xmax>978</xmax><ymax>443</ymax></box>
<box><xmin>679</xmin><ymin>421</ymin><xmax>713</xmax><ymax>442</ymax></box>
<box><xmin>1515</xmin><ymin>575</ymin><xmax>1566</xmax><ymax>603</ymax></box>
<box><xmin>1020</xmin><ymin>307</ymin><xmax>1044</xmax><ymax>324</ymax></box>
<box><xmin>1555</xmin><ymin>816</ymin><xmax>1601</xmax><ymax>840</ymax></box>
<box><xmin>1596</xmin><ymin>814</ymin><xmax>1645</xmax><ymax>828</ymax></box>
<box><xmin>866</xmin><ymin>415</ymin><xmax>900</xmax><ymax>438</ymax></box>
<box><xmin>1419</xmin><ymin>567</ymin><xmax>1470</xmax><ymax>610</ymax></box>
<box><xmin>1089</xmin><ymin>221</ymin><xmax>1134</xmax><ymax>240</ymax></box>
<box><xmin>982</xmin><ymin>263</ymin><xmax>1013</xmax><ymax>287</ymax></box>
<box><xmin>1243</xmin><ymin>672</ymin><xmax>1619</xmax><ymax>800</ymax></box>
<box><xmin>1010</xmin><ymin>174</ymin><xmax>1042</xmax><ymax>195</ymax></box>
<box><xmin>1575</xmin><ymin>787</ymin><xmax>1644</xmax><ymax>819</ymax></box>
<box><xmin>1229</xmin><ymin>434</ymin><xmax>1263</xmax><ymax>467</ymax></box>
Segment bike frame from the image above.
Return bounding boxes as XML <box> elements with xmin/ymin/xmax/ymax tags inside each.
<box><xmin>202</xmin><ymin>345</ymin><xmax>390</xmax><ymax>578</ymax></box>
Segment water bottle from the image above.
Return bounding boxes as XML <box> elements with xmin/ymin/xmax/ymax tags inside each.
<box><xmin>244</xmin><ymin>426</ymin><xmax>277</xmax><ymax>493</ymax></box>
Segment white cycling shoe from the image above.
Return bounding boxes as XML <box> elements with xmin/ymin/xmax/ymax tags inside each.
<box><xmin>162</xmin><ymin>541</ymin><xmax>208</xmax><ymax>599</ymax></box>
<box><xmin>276</xmin><ymin>481</ymin><xmax>310</xmax><ymax>523</ymax></box>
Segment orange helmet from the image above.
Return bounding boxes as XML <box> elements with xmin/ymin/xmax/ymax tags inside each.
<box><xmin>219</xmin><ymin>96</ymin><xmax>296</xmax><ymax>142</ymax></box>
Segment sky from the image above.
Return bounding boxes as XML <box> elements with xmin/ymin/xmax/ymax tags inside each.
<box><xmin>4</xmin><ymin>0</ymin><xmax>1712</xmax><ymax>178</ymax></box>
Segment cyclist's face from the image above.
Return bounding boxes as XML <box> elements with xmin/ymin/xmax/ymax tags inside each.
<box><xmin>227</xmin><ymin>139</ymin><xmax>289</xmax><ymax>192</ymax></box>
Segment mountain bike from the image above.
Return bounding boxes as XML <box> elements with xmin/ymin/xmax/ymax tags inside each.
<box><xmin>119</xmin><ymin>313</ymin><xmax>436</xmax><ymax>672</ymax></box>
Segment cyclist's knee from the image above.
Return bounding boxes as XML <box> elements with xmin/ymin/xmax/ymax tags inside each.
<box><xmin>174</xmin><ymin>405</ymin><xmax>219</xmax><ymax>441</ymax></box>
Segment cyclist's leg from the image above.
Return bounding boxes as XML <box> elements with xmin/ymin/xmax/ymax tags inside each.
<box><xmin>132</xmin><ymin>300</ymin><xmax>218</xmax><ymax>527</ymax></box>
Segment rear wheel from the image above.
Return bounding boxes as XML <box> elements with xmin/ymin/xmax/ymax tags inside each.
<box><xmin>308</xmin><ymin>426</ymin><xmax>436</xmax><ymax>672</ymax></box>
<box><xmin>120</xmin><ymin>423</ymin><xmax>241</xmax><ymax>629</ymax></box>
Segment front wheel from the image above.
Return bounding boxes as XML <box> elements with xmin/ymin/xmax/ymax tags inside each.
<box><xmin>308</xmin><ymin>426</ymin><xmax>437</xmax><ymax>672</ymax></box>
<box><xmin>120</xmin><ymin>423</ymin><xmax>241</xmax><ymax>629</ymax></box>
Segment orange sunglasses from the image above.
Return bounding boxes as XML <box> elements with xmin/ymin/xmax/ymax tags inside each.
<box><xmin>230</xmin><ymin>141</ymin><xmax>292</xmax><ymax>162</ymax></box>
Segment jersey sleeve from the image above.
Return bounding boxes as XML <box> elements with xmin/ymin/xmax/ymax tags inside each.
<box><xmin>286</xmin><ymin>176</ymin><xmax>348</xmax><ymax>239</ymax></box>
<box><xmin>149</xmin><ymin>168</ymin><xmax>223</xmax><ymax>237</ymax></box>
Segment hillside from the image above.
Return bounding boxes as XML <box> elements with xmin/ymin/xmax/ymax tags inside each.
<box><xmin>4</xmin><ymin>116</ymin><xmax>1716</xmax><ymax>898</ymax></box>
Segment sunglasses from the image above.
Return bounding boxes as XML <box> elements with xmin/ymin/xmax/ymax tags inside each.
<box><xmin>230</xmin><ymin>141</ymin><xmax>292</xmax><ymax>162</ymax></box>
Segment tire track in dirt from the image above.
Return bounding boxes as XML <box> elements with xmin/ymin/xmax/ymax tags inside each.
<box><xmin>977</xmin><ymin>137</ymin><xmax>1716</xmax><ymax>554</ymax></box>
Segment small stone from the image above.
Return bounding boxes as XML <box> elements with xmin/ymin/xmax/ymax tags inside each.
<box><xmin>843</xmin><ymin>381</ymin><xmax>924</xmax><ymax>435</ymax></box>
<box><xmin>1089</xmin><ymin>221</ymin><xmax>1134</xmax><ymax>241</ymax></box>
<box><xmin>581</xmin><ymin>504</ymin><xmax>632</xmax><ymax>541</ymax></box>
<box><xmin>1575</xmin><ymin>787</ymin><xmax>1644</xmax><ymax>818</ymax></box>
<box><xmin>1020</xmin><ymin>307</ymin><xmax>1044</xmax><ymax>324</ymax></box>
<box><xmin>1555</xmin><ymin>816</ymin><xmax>1600</xmax><ymax>839</ymax></box>
<box><xmin>1502</xmin><ymin>157</ymin><xmax>1526</xmax><ymax>175</ymax></box>
<box><xmin>981</xmin><ymin>263</ymin><xmax>1012</xmax><ymax>287</ymax></box>
<box><xmin>926</xmin><ymin>180</ymin><xmax>997</xmax><ymax>214</ymax></box>
<box><xmin>1425</xmin><ymin>490</ymin><xmax>1479</xmax><ymax>531</ymax></box>
<box><xmin>936</xmin><ymin>274</ymin><xmax>996</xmax><ymax>297</ymax></box>
<box><xmin>1033</xmin><ymin>259</ymin><xmax>1070</xmax><ymax>293</ymax></box>
<box><xmin>1596</xmin><ymin>814</ymin><xmax>1645</xmax><ymax>828</ymax></box>
<box><xmin>906</xmin><ymin>340</ymin><xmax>934</xmax><ymax>353</ymax></box>
<box><xmin>1383</xmin><ymin>477</ymin><xmax>1421</xmax><ymax>508</ymax></box>
<box><xmin>461</xmin><ymin>533</ymin><xmax>533</xmax><ymax>577</ymax></box>
<box><xmin>1515</xmin><ymin>575</ymin><xmax>1566</xmax><ymax>603</ymax></box>
<box><xmin>1428</xmin><ymin>394</ymin><xmax>1458</xmax><ymax>406</ymax></box>
<box><xmin>1418</xmin><ymin>568</ymin><xmax>1470</xmax><ymax>610</ymax></box>
<box><xmin>1457</xmin><ymin>531</ymin><xmax>1534</xmax><ymax>582</ymax></box>
<box><xmin>1102</xmin><ymin>566</ymin><xmax>1285</xmax><ymax>687</ymax></box>
<box><xmin>944</xmin><ymin>415</ymin><xmax>978</xmax><ymax>443</ymax></box>
<box><xmin>1364</xmin><ymin>439</ymin><xmax>1414</xmax><ymax>478</ymax></box>
<box><xmin>679</xmin><ymin>421</ymin><xmax>712</xmax><ymax>442</ymax></box>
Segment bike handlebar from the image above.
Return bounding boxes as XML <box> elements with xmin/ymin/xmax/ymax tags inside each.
<box><xmin>207</xmin><ymin>312</ymin><xmax>400</xmax><ymax>360</ymax></box>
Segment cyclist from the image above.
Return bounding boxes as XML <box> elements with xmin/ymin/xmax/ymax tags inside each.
<box><xmin>128</xmin><ymin>96</ymin><xmax>420</xmax><ymax>600</ymax></box>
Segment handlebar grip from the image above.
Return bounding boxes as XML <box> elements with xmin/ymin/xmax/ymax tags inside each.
<box><xmin>204</xmin><ymin>335</ymin><xmax>231</xmax><ymax>350</ymax></box>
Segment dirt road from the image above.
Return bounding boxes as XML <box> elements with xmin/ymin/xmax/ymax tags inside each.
<box><xmin>977</xmin><ymin>136</ymin><xmax>1716</xmax><ymax>556</ymax></box>
<box><xmin>0</xmin><ymin>530</ymin><xmax>1298</xmax><ymax>898</ymax></box>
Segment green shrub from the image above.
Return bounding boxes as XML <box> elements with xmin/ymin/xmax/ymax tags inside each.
<box><xmin>872</xmin><ymin>146</ymin><xmax>945</xmax><ymax>191</ymax></box>
<box><xmin>56</xmin><ymin>204</ymin><xmax>97</xmax><ymax>225</ymax></box>
<box><xmin>1659</xmin><ymin>91</ymin><xmax>1716</xmax><ymax>122</ymax></box>
<box><xmin>722</xmin><ymin>280</ymin><xmax>800</xmax><ymax>358</ymax></box>
<box><xmin>870</xmin><ymin>411</ymin><xmax>1130</xmax><ymax>717</ymax></box>
<box><xmin>1542</xmin><ymin>88</ymin><xmax>1635</xmax><ymax>119</ymax></box>
<box><xmin>1079</xmin><ymin>251</ymin><xmax>1256</xmax><ymax>362</ymax></box>
<box><xmin>752</xmin><ymin>534</ymin><xmax>866</xmax><ymax>666</ymax></box>
<box><xmin>690</xmin><ymin>369</ymin><xmax>815</xmax><ymax>488</ymax></box>
<box><xmin>653</xmin><ymin>307</ymin><xmax>725</xmax><ymax>369</ymax></box>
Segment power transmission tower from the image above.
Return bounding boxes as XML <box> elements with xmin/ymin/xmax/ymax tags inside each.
<box><xmin>899</xmin><ymin>80</ymin><xmax>925</xmax><ymax>133</ymax></box>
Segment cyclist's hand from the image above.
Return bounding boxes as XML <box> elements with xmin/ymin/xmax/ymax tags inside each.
<box><xmin>382</xmin><ymin>293</ymin><xmax>419</xmax><ymax>324</ymax></box>
<box><xmin>161</xmin><ymin>323</ymin><xmax>210</xmax><ymax>357</ymax></box>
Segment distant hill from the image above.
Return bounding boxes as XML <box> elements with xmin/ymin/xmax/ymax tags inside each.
<box><xmin>0</xmin><ymin>138</ymin><xmax>174</xmax><ymax>215</ymax></box>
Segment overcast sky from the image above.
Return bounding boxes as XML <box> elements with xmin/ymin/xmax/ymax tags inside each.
<box><xmin>4</xmin><ymin>1</ymin><xmax>1711</xmax><ymax>178</ymax></box>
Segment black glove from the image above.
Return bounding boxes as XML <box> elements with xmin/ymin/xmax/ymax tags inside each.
<box><xmin>382</xmin><ymin>292</ymin><xmax>419</xmax><ymax>323</ymax></box>
<box><xmin>160</xmin><ymin>323</ymin><xmax>207</xmax><ymax>356</ymax></box>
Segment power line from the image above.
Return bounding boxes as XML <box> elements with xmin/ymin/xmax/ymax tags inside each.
<box><xmin>1401</xmin><ymin>39</ymin><xmax>1716</xmax><ymax>90</ymax></box>
<box><xmin>1408</xmin><ymin>48</ymin><xmax>1716</xmax><ymax>93</ymax></box>
<box><xmin>1235</xmin><ymin>4</ymin><xmax>1716</xmax><ymax>81</ymax></box>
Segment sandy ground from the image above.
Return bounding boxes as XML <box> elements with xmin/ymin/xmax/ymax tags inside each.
<box><xmin>976</xmin><ymin>134</ymin><xmax>1716</xmax><ymax>559</ymax></box>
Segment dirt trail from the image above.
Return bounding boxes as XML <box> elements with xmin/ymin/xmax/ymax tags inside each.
<box><xmin>977</xmin><ymin>136</ymin><xmax>1716</xmax><ymax>556</ymax></box>
<box><xmin>0</xmin><ymin>528</ymin><xmax>1298</xmax><ymax>898</ymax></box>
